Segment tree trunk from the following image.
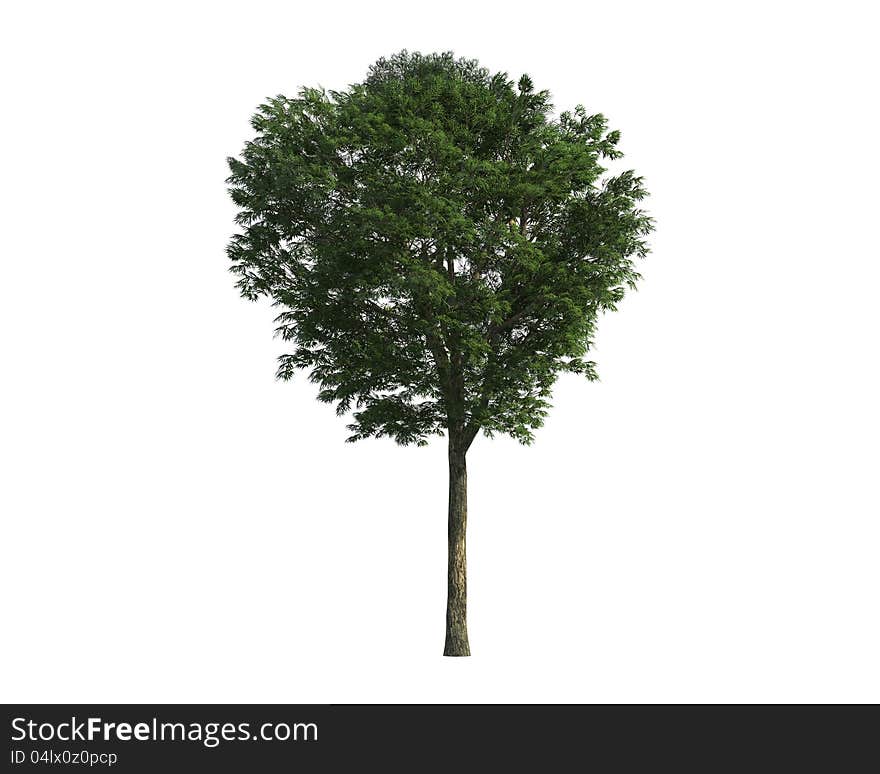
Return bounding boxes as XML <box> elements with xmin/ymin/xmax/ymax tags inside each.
<box><xmin>444</xmin><ymin>439</ymin><xmax>470</xmax><ymax>656</ymax></box>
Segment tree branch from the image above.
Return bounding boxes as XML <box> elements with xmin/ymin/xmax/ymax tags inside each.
<box><xmin>486</xmin><ymin>297</ymin><xmax>543</xmax><ymax>341</ymax></box>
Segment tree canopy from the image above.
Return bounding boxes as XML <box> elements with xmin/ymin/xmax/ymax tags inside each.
<box><xmin>227</xmin><ymin>51</ymin><xmax>652</xmax><ymax>450</ymax></box>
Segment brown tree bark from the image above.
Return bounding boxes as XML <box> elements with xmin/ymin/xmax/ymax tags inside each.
<box><xmin>444</xmin><ymin>436</ymin><xmax>470</xmax><ymax>656</ymax></box>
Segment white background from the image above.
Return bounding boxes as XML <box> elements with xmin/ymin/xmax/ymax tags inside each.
<box><xmin>2</xmin><ymin>1</ymin><xmax>878</xmax><ymax>703</ymax></box>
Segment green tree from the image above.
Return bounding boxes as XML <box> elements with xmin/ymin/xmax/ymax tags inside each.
<box><xmin>227</xmin><ymin>51</ymin><xmax>652</xmax><ymax>656</ymax></box>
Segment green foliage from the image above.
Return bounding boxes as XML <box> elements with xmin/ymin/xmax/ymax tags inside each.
<box><xmin>227</xmin><ymin>51</ymin><xmax>652</xmax><ymax>448</ymax></box>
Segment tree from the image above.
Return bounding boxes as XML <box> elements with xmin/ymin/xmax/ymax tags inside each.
<box><xmin>226</xmin><ymin>51</ymin><xmax>652</xmax><ymax>656</ymax></box>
